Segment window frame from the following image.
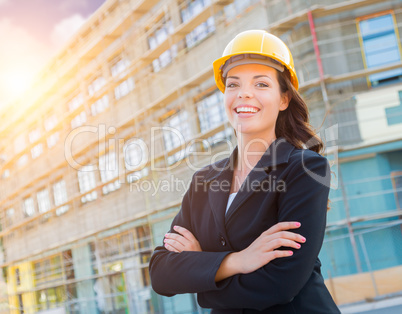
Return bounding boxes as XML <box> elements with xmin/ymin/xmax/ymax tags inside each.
<box><xmin>53</xmin><ymin>179</ymin><xmax>70</xmax><ymax>216</ymax></box>
<box><xmin>162</xmin><ymin>110</ymin><xmax>192</xmax><ymax>165</ymax></box>
<box><xmin>99</xmin><ymin>152</ymin><xmax>121</xmax><ymax>195</ymax></box>
<box><xmin>23</xmin><ymin>196</ymin><xmax>36</xmax><ymax>218</ymax></box>
<box><xmin>391</xmin><ymin>171</ymin><xmax>402</xmax><ymax>210</ymax></box>
<box><xmin>37</xmin><ymin>188</ymin><xmax>52</xmax><ymax>214</ymax></box>
<box><xmin>77</xmin><ymin>164</ymin><xmax>98</xmax><ymax>203</ymax></box>
<box><xmin>356</xmin><ymin>10</ymin><xmax>402</xmax><ymax>87</ymax></box>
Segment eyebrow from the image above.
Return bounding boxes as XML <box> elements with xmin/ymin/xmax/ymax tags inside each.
<box><xmin>254</xmin><ymin>75</ymin><xmax>272</xmax><ymax>81</ymax></box>
<box><xmin>226</xmin><ymin>75</ymin><xmax>272</xmax><ymax>80</ymax></box>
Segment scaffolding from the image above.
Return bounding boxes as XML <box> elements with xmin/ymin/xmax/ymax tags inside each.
<box><xmin>0</xmin><ymin>0</ymin><xmax>401</xmax><ymax>312</ymax></box>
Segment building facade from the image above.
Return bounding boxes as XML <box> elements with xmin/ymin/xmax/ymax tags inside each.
<box><xmin>0</xmin><ymin>0</ymin><xmax>401</xmax><ymax>313</ymax></box>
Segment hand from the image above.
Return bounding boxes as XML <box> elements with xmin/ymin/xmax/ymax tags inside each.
<box><xmin>164</xmin><ymin>225</ymin><xmax>202</xmax><ymax>253</ymax></box>
<box><xmin>232</xmin><ymin>221</ymin><xmax>305</xmax><ymax>275</ymax></box>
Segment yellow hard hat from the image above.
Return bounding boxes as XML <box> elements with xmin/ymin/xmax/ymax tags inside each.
<box><xmin>213</xmin><ymin>30</ymin><xmax>299</xmax><ymax>92</ymax></box>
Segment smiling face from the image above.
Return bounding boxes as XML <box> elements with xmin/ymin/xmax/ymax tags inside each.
<box><xmin>224</xmin><ymin>63</ymin><xmax>290</xmax><ymax>141</ymax></box>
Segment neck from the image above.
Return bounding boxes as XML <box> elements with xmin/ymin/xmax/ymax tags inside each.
<box><xmin>235</xmin><ymin>131</ymin><xmax>277</xmax><ymax>173</ymax></box>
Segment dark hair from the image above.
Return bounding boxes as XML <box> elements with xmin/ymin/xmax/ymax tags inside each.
<box><xmin>276</xmin><ymin>70</ymin><xmax>331</xmax><ymax>210</ymax></box>
<box><xmin>276</xmin><ymin>69</ymin><xmax>324</xmax><ymax>155</ymax></box>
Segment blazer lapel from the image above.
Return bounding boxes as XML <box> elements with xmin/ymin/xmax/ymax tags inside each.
<box><xmin>202</xmin><ymin>147</ymin><xmax>237</xmax><ymax>234</ymax></box>
<box><xmin>225</xmin><ymin>137</ymin><xmax>295</xmax><ymax>224</ymax></box>
<box><xmin>224</xmin><ymin>167</ymin><xmax>271</xmax><ymax>224</ymax></box>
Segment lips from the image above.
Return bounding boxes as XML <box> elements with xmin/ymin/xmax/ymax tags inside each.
<box><xmin>234</xmin><ymin>105</ymin><xmax>260</xmax><ymax>117</ymax></box>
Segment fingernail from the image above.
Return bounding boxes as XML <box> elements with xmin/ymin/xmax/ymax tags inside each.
<box><xmin>296</xmin><ymin>243</ymin><xmax>301</xmax><ymax>248</ymax></box>
<box><xmin>288</xmin><ymin>251</ymin><xmax>293</xmax><ymax>255</ymax></box>
<box><xmin>301</xmin><ymin>237</ymin><xmax>306</xmax><ymax>242</ymax></box>
<box><xmin>173</xmin><ymin>226</ymin><xmax>178</xmax><ymax>230</ymax></box>
<box><xmin>295</xmin><ymin>222</ymin><xmax>301</xmax><ymax>227</ymax></box>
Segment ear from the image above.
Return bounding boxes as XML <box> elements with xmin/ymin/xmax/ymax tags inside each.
<box><xmin>279</xmin><ymin>91</ymin><xmax>290</xmax><ymax>111</ymax></box>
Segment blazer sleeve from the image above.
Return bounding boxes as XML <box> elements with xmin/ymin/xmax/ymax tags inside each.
<box><xmin>149</xmin><ymin>173</ymin><xmax>232</xmax><ymax>296</ymax></box>
<box><xmin>197</xmin><ymin>154</ymin><xmax>331</xmax><ymax>311</ymax></box>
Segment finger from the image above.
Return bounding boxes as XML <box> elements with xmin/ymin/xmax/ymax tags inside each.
<box><xmin>165</xmin><ymin>243</ymin><xmax>180</xmax><ymax>253</ymax></box>
<box><xmin>164</xmin><ymin>238</ymin><xmax>184</xmax><ymax>251</ymax></box>
<box><xmin>264</xmin><ymin>222</ymin><xmax>301</xmax><ymax>235</ymax></box>
<box><xmin>165</xmin><ymin>233</ymin><xmax>189</xmax><ymax>247</ymax></box>
<box><xmin>267</xmin><ymin>231</ymin><xmax>306</xmax><ymax>243</ymax></box>
<box><xmin>267</xmin><ymin>250</ymin><xmax>294</xmax><ymax>261</ymax></box>
<box><xmin>266</xmin><ymin>238</ymin><xmax>302</xmax><ymax>251</ymax></box>
<box><xmin>258</xmin><ymin>250</ymin><xmax>294</xmax><ymax>267</ymax></box>
<box><xmin>173</xmin><ymin>225</ymin><xmax>197</xmax><ymax>242</ymax></box>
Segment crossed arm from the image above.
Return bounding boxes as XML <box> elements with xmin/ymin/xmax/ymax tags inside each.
<box><xmin>164</xmin><ymin>222</ymin><xmax>305</xmax><ymax>282</ymax></box>
<box><xmin>149</xmin><ymin>154</ymin><xmax>330</xmax><ymax>310</ymax></box>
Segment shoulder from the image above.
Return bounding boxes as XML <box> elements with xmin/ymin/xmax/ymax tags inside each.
<box><xmin>285</xmin><ymin>147</ymin><xmax>331</xmax><ymax>187</ymax></box>
<box><xmin>287</xmin><ymin>146</ymin><xmax>329</xmax><ymax>168</ymax></box>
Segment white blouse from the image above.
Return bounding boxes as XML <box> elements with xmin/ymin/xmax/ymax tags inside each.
<box><xmin>225</xmin><ymin>192</ymin><xmax>238</xmax><ymax>215</ymax></box>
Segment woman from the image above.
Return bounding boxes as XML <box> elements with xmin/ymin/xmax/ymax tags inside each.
<box><xmin>149</xmin><ymin>30</ymin><xmax>340</xmax><ymax>313</ymax></box>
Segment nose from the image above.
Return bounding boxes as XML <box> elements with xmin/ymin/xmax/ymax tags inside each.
<box><xmin>238</xmin><ymin>87</ymin><xmax>252</xmax><ymax>98</ymax></box>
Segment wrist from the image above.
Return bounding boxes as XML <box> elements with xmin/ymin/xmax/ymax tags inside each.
<box><xmin>223</xmin><ymin>252</ymin><xmax>243</xmax><ymax>275</ymax></box>
<box><xmin>215</xmin><ymin>252</ymin><xmax>242</xmax><ymax>282</ymax></box>
<box><xmin>229</xmin><ymin>251</ymin><xmax>244</xmax><ymax>274</ymax></box>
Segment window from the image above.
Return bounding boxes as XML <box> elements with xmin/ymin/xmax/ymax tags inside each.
<box><xmin>185</xmin><ymin>17</ymin><xmax>215</xmax><ymax>48</ymax></box>
<box><xmin>37</xmin><ymin>189</ymin><xmax>51</xmax><ymax>214</ymax></box>
<box><xmin>114</xmin><ymin>77</ymin><xmax>135</xmax><ymax>100</ymax></box>
<box><xmin>99</xmin><ymin>236</ymin><xmax>120</xmax><ymax>259</ymax></box>
<box><xmin>99</xmin><ymin>152</ymin><xmax>121</xmax><ymax>194</ymax></box>
<box><xmin>163</xmin><ymin>110</ymin><xmax>192</xmax><ymax>165</ymax></box>
<box><xmin>44</xmin><ymin>114</ymin><xmax>58</xmax><ymax>132</ymax></box>
<box><xmin>23</xmin><ymin>197</ymin><xmax>35</xmax><ymax>217</ymax></box>
<box><xmin>53</xmin><ymin>179</ymin><xmax>69</xmax><ymax>216</ymax></box>
<box><xmin>358</xmin><ymin>13</ymin><xmax>402</xmax><ymax>86</ymax></box>
<box><xmin>111</xmin><ymin>57</ymin><xmax>130</xmax><ymax>77</ymax></box>
<box><xmin>77</xmin><ymin>164</ymin><xmax>98</xmax><ymax>203</ymax></box>
<box><xmin>224</xmin><ymin>0</ymin><xmax>253</xmax><ymax>20</ymax></box>
<box><xmin>47</xmin><ymin>132</ymin><xmax>59</xmax><ymax>149</ymax></box>
<box><xmin>14</xmin><ymin>134</ymin><xmax>26</xmax><ymax>154</ymax></box>
<box><xmin>31</xmin><ymin>143</ymin><xmax>43</xmax><ymax>159</ymax></box>
<box><xmin>180</xmin><ymin>0</ymin><xmax>215</xmax><ymax>48</ymax></box>
<box><xmin>71</xmin><ymin>111</ymin><xmax>87</xmax><ymax>129</ymax></box>
<box><xmin>180</xmin><ymin>0</ymin><xmax>209</xmax><ymax>21</ymax></box>
<box><xmin>124</xmin><ymin>139</ymin><xmax>149</xmax><ymax>182</ymax></box>
<box><xmin>88</xmin><ymin>75</ymin><xmax>106</xmax><ymax>97</ymax></box>
<box><xmin>5</xmin><ymin>208</ymin><xmax>14</xmax><ymax>228</ymax></box>
<box><xmin>29</xmin><ymin>128</ymin><xmax>41</xmax><ymax>144</ymax></box>
<box><xmin>29</xmin><ymin>128</ymin><xmax>43</xmax><ymax>158</ymax></box>
<box><xmin>15</xmin><ymin>268</ymin><xmax>21</xmax><ymax>285</ymax></box>
<box><xmin>391</xmin><ymin>171</ymin><xmax>402</xmax><ymax>209</ymax></box>
<box><xmin>91</xmin><ymin>95</ymin><xmax>109</xmax><ymax>116</ymax></box>
<box><xmin>45</xmin><ymin>113</ymin><xmax>59</xmax><ymax>148</ymax></box>
<box><xmin>136</xmin><ymin>225</ymin><xmax>152</xmax><ymax>249</ymax></box>
<box><xmin>196</xmin><ymin>90</ymin><xmax>231</xmax><ymax>147</ymax></box>
<box><xmin>147</xmin><ymin>15</ymin><xmax>177</xmax><ymax>72</ymax></box>
<box><xmin>17</xmin><ymin>154</ymin><xmax>28</xmax><ymax>168</ymax></box>
<box><xmin>17</xmin><ymin>294</ymin><xmax>23</xmax><ymax>313</ymax></box>
<box><xmin>34</xmin><ymin>255</ymin><xmax>64</xmax><ymax>287</ymax></box>
<box><xmin>1</xmin><ymin>169</ymin><xmax>10</xmax><ymax>179</ymax></box>
<box><xmin>68</xmin><ymin>93</ymin><xmax>84</xmax><ymax>112</ymax></box>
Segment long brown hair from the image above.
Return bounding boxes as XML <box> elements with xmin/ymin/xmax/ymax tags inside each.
<box><xmin>276</xmin><ymin>69</ymin><xmax>324</xmax><ymax>155</ymax></box>
<box><xmin>277</xmin><ymin>70</ymin><xmax>331</xmax><ymax>209</ymax></box>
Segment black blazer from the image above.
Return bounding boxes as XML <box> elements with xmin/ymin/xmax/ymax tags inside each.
<box><xmin>150</xmin><ymin>138</ymin><xmax>340</xmax><ymax>313</ymax></box>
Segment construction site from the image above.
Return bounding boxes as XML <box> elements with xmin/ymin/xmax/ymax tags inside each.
<box><xmin>0</xmin><ymin>0</ymin><xmax>402</xmax><ymax>313</ymax></box>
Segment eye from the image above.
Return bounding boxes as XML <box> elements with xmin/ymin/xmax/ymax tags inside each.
<box><xmin>226</xmin><ymin>82</ymin><xmax>238</xmax><ymax>88</ymax></box>
<box><xmin>256</xmin><ymin>82</ymin><xmax>269</xmax><ymax>88</ymax></box>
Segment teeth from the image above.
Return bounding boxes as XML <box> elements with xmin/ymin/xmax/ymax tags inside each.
<box><xmin>236</xmin><ymin>107</ymin><xmax>258</xmax><ymax>113</ymax></box>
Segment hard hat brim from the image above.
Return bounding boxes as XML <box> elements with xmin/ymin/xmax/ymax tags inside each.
<box><xmin>213</xmin><ymin>52</ymin><xmax>299</xmax><ymax>93</ymax></box>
